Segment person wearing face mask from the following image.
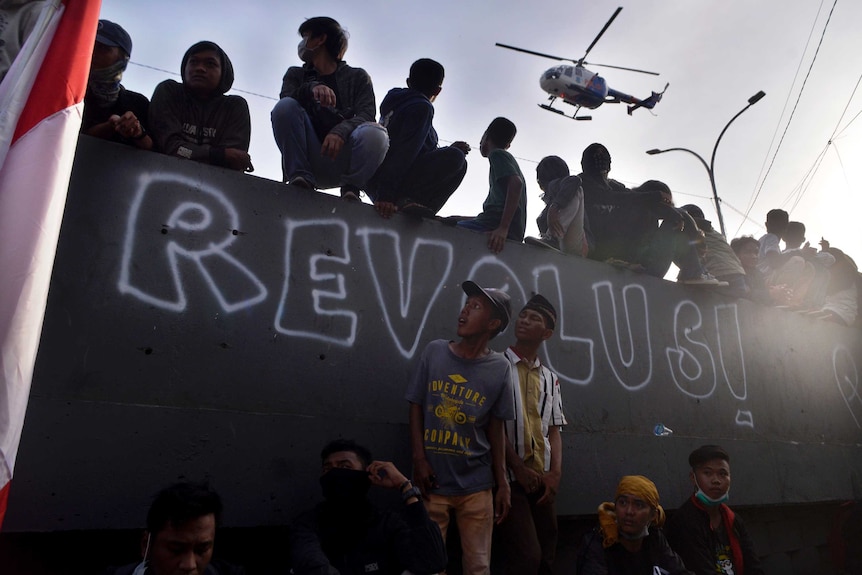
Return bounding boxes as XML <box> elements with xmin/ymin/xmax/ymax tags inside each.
<box><xmin>288</xmin><ymin>439</ymin><xmax>447</xmax><ymax>575</ymax></box>
<box><xmin>666</xmin><ymin>445</ymin><xmax>765</xmax><ymax>575</ymax></box>
<box><xmin>578</xmin><ymin>475</ymin><xmax>692</xmax><ymax>575</ymax></box>
<box><xmin>81</xmin><ymin>20</ymin><xmax>152</xmax><ymax>150</ymax></box>
<box><xmin>271</xmin><ymin>16</ymin><xmax>388</xmax><ymax>200</ymax></box>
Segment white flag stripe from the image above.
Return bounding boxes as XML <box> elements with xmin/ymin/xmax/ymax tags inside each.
<box><xmin>0</xmin><ymin>0</ymin><xmax>63</xmax><ymax>171</ymax></box>
<box><xmin>0</xmin><ymin>103</ymin><xmax>83</xmax><ymax>476</ymax></box>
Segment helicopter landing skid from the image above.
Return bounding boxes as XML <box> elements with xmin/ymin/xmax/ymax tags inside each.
<box><xmin>538</xmin><ymin>103</ymin><xmax>592</xmax><ymax>121</ymax></box>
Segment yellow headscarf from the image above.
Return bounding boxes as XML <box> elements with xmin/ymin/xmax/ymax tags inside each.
<box><xmin>597</xmin><ymin>475</ymin><xmax>666</xmax><ymax>548</ymax></box>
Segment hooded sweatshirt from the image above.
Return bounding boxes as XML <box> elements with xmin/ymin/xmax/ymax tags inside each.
<box><xmin>149</xmin><ymin>41</ymin><xmax>250</xmax><ymax>167</ymax></box>
<box><xmin>367</xmin><ymin>87</ymin><xmax>437</xmax><ymax>202</ymax></box>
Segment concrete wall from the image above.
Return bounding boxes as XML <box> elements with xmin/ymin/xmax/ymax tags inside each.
<box><xmin>5</xmin><ymin>137</ymin><xmax>862</xmax><ymax>532</ymax></box>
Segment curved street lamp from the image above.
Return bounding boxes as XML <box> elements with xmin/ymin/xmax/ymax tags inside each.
<box><xmin>646</xmin><ymin>90</ymin><xmax>765</xmax><ymax>238</ymax></box>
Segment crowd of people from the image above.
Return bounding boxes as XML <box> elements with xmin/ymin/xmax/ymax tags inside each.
<box><xmin>82</xmin><ymin>16</ymin><xmax>861</xmax><ymax>327</ymax></box>
<box><xmin>102</xmin><ymin>281</ymin><xmax>781</xmax><ymax>575</ymax></box>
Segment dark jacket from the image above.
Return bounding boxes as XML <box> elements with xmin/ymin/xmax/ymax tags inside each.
<box><xmin>666</xmin><ymin>495</ymin><xmax>764</xmax><ymax>575</ymax></box>
<box><xmin>367</xmin><ymin>87</ymin><xmax>435</xmax><ymax>202</ymax></box>
<box><xmin>82</xmin><ymin>86</ymin><xmax>150</xmax><ymax>146</ymax></box>
<box><xmin>578</xmin><ymin>526</ymin><xmax>693</xmax><ymax>575</ymax></box>
<box><xmin>149</xmin><ymin>42</ymin><xmax>250</xmax><ymax>167</ymax></box>
<box><xmin>579</xmin><ymin>173</ymin><xmax>663</xmax><ymax>263</ymax></box>
<box><xmin>280</xmin><ymin>61</ymin><xmax>377</xmax><ymax>143</ymax></box>
<box><xmin>289</xmin><ymin>499</ymin><xmax>447</xmax><ymax>575</ymax></box>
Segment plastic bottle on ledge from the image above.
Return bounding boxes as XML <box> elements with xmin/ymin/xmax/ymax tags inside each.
<box><xmin>653</xmin><ymin>423</ymin><xmax>673</xmax><ymax>436</ymax></box>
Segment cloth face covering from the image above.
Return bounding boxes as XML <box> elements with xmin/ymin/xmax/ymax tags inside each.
<box><xmin>87</xmin><ymin>57</ymin><xmax>128</xmax><ymax>107</ymax></box>
<box><xmin>319</xmin><ymin>467</ymin><xmax>371</xmax><ymax>503</ymax></box>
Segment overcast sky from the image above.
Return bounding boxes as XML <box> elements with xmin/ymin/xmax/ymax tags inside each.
<box><xmin>99</xmin><ymin>0</ymin><xmax>862</xmax><ymax>266</ymax></box>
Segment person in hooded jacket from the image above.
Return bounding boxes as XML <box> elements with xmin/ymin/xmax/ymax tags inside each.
<box><xmin>149</xmin><ymin>40</ymin><xmax>252</xmax><ymax>172</ymax></box>
<box><xmin>365</xmin><ymin>58</ymin><xmax>470</xmax><ymax>219</ymax></box>
<box><xmin>288</xmin><ymin>439</ymin><xmax>446</xmax><ymax>575</ymax></box>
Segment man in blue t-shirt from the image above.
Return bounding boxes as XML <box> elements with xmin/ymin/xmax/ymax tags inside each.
<box><xmin>456</xmin><ymin>117</ymin><xmax>527</xmax><ymax>254</ymax></box>
<box><xmin>407</xmin><ymin>281</ymin><xmax>515</xmax><ymax>575</ymax></box>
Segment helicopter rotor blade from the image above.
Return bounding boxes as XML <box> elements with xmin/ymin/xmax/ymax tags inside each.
<box><xmin>495</xmin><ymin>43</ymin><xmax>577</xmax><ymax>64</ymax></box>
<box><xmin>581</xmin><ymin>61</ymin><xmax>661</xmax><ymax>76</ymax></box>
<box><xmin>579</xmin><ymin>6</ymin><xmax>623</xmax><ymax>64</ymax></box>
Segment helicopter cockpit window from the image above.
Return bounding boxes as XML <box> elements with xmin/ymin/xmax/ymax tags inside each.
<box><xmin>564</xmin><ymin>67</ymin><xmax>573</xmax><ymax>78</ymax></box>
<box><xmin>544</xmin><ymin>68</ymin><xmax>560</xmax><ymax>80</ymax></box>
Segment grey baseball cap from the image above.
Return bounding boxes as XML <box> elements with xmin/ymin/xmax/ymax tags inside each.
<box><xmin>461</xmin><ymin>281</ymin><xmax>511</xmax><ymax>333</ymax></box>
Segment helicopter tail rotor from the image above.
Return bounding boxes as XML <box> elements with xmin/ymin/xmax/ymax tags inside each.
<box><xmin>627</xmin><ymin>83</ymin><xmax>669</xmax><ymax>115</ymax></box>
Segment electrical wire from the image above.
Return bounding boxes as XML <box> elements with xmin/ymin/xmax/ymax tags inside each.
<box><xmin>736</xmin><ymin>0</ymin><xmax>839</xmax><ymax>237</ymax></box>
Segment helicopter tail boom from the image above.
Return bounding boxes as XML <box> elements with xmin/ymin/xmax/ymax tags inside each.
<box><xmin>606</xmin><ymin>83</ymin><xmax>669</xmax><ymax>115</ymax></box>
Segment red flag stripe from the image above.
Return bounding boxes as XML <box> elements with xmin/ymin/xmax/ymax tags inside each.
<box><xmin>12</xmin><ymin>0</ymin><xmax>101</xmax><ymax>144</ymax></box>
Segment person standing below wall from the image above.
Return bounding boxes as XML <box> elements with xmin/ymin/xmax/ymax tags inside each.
<box><xmin>494</xmin><ymin>294</ymin><xmax>566</xmax><ymax>575</ymax></box>
<box><xmin>406</xmin><ymin>280</ymin><xmax>515</xmax><ymax>575</ymax></box>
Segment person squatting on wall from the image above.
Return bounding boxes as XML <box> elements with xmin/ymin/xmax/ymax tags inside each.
<box><xmin>365</xmin><ymin>58</ymin><xmax>469</xmax><ymax>219</ymax></box>
<box><xmin>81</xmin><ymin>20</ymin><xmax>153</xmax><ymax>150</ymax></box>
<box><xmin>271</xmin><ymin>16</ymin><xmax>388</xmax><ymax>200</ymax></box>
<box><xmin>455</xmin><ymin>118</ymin><xmax>527</xmax><ymax>254</ymax></box>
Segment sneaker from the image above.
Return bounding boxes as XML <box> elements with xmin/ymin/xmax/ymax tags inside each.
<box><xmin>680</xmin><ymin>273</ymin><xmax>727</xmax><ymax>286</ymax></box>
<box><xmin>524</xmin><ymin>236</ymin><xmax>562</xmax><ymax>252</ymax></box>
<box><xmin>605</xmin><ymin>258</ymin><xmax>646</xmax><ymax>273</ymax></box>
<box><xmin>289</xmin><ymin>176</ymin><xmax>314</xmax><ymax>190</ymax></box>
<box><xmin>341</xmin><ymin>185</ymin><xmax>362</xmax><ymax>202</ymax></box>
<box><xmin>398</xmin><ymin>201</ymin><xmax>436</xmax><ymax>218</ymax></box>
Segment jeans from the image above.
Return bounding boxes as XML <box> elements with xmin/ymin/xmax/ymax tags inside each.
<box><xmin>270</xmin><ymin>97</ymin><xmax>388</xmax><ymax>189</ymax></box>
<box><xmin>426</xmin><ymin>489</ymin><xmax>494</xmax><ymax>575</ymax></box>
<box><xmin>539</xmin><ymin>187</ymin><xmax>587</xmax><ymax>256</ymax></box>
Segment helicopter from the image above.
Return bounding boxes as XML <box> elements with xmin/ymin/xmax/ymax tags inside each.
<box><xmin>496</xmin><ymin>7</ymin><xmax>669</xmax><ymax>120</ymax></box>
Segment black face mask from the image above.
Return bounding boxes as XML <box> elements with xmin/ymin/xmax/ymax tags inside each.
<box><xmin>319</xmin><ymin>468</ymin><xmax>371</xmax><ymax>502</ymax></box>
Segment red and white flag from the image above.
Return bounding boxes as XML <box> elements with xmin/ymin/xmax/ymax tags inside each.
<box><xmin>0</xmin><ymin>0</ymin><xmax>101</xmax><ymax>528</ymax></box>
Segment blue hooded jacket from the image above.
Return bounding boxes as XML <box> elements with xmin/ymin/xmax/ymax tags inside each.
<box><xmin>369</xmin><ymin>87</ymin><xmax>437</xmax><ymax>202</ymax></box>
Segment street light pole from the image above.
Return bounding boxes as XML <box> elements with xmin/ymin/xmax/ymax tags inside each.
<box><xmin>646</xmin><ymin>90</ymin><xmax>765</xmax><ymax>238</ymax></box>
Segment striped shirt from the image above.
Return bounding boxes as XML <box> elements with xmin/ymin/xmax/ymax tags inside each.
<box><xmin>503</xmin><ymin>347</ymin><xmax>567</xmax><ymax>481</ymax></box>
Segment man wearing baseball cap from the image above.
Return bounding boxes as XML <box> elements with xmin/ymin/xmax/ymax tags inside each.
<box><xmin>82</xmin><ymin>20</ymin><xmax>153</xmax><ymax>150</ymax></box>
<box><xmin>406</xmin><ymin>280</ymin><xmax>515</xmax><ymax>575</ymax></box>
<box><xmin>496</xmin><ymin>294</ymin><xmax>566</xmax><ymax>574</ymax></box>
